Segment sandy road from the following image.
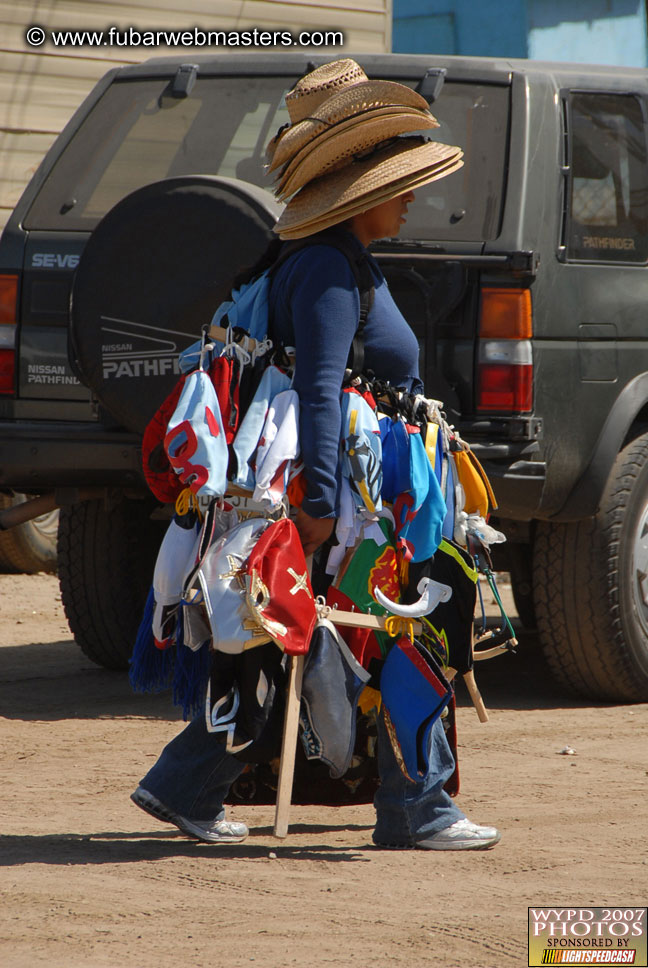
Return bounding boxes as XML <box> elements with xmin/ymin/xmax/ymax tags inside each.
<box><xmin>1</xmin><ymin>571</ymin><xmax>646</xmax><ymax>968</ymax></box>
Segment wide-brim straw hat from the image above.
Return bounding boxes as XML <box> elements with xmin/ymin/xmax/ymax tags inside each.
<box><xmin>274</xmin><ymin>106</ymin><xmax>440</xmax><ymax>200</ymax></box>
<box><xmin>269</xmin><ymin>79</ymin><xmax>436</xmax><ymax>172</ymax></box>
<box><xmin>273</xmin><ymin>137</ymin><xmax>464</xmax><ymax>240</ymax></box>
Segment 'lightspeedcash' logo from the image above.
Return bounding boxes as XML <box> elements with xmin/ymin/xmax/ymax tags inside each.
<box><xmin>528</xmin><ymin>909</ymin><xmax>647</xmax><ymax>967</ymax></box>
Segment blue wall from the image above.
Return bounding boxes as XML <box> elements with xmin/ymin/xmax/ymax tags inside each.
<box><xmin>392</xmin><ymin>0</ymin><xmax>529</xmax><ymax>56</ymax></box>
<box><xmin>528</xmin><ymin>0</ymin><xmax>647</xmax><ymax>67</ymax></box>
<box><xmin>392</xmin><ymin>0</ymin><xmax>648</xmax><ymax>66</ymax></box>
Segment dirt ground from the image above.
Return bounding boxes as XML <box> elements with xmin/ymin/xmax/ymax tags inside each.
<box><xmin>1</xmin><ymin>571</ymin><xmax>646</xmax><ymax>968</ymax></box>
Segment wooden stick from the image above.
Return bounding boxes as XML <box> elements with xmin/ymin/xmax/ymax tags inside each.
<box><xmin>463</xmin><ymin>669</ymin><xmax>489</xmax><ymax>723</ymax></box>
<box><xmin>319</xmin><ymin>606</ymin><xmax>422</xmax><ymax>636</ymax></box>
<box><xmin>224</xmin><ymin>483</ymin><xmax>254</xmax><ymax>499</ymax></box>
<box><xmin>474</xmin><ymin>643</ymin><xmax>513</xmax><ymax>661</ymax></box>
<box><xmin>209</xmin><ymin>324</ymin><xmax>258</xmax><ymax>353</ymax></box>
<box><xmin>273</xmin><ymin>653</ymin><xmax>305</xmax><ymax>838</ymax></box>
<box><xmin>445</xmin><ymin>665</ymin><xmax>489</xmax><ymax>721</ymax></box>
<box><xmin>273</xmin><ymin>553</ymin><xmax>312</xmax><ymax>840</ymax></box>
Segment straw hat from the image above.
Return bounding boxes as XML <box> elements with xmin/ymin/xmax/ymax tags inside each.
<box><xmin>267</xmin><ymin>60</ymin><xmax>463</xmax><ymax>241</ymax></box>
<box><xmin>269</xmin><ymin>79</ymin><xmax>437</xmax><ymax>173</ymax></box>
<box><xmin>274</xmin><ymin>106</ymin><xmax>439</xmax><ymax>200</ymax></box>
<box><xmin>274</xmin><ymin>137</ymin><xmax>464</xmax><ymax>240</ymax></box>
<box><xmin>285</xmin><ymin>58</ymin><xmax>368</xmax><ymax>123</ymax></box>
<box><xmin>266</xmin><ymin>59</ymin><xmax>369</xmax><ymax>163</ymax></box>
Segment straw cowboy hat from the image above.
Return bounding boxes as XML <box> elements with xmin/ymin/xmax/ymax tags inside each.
<box><xmin>267</xmin><ymin>59</ymin><xmax>463</xmax><ymax>239</ymax></box>
<box><xmin>274</xmin><ymin>99</ymin><xmax>440</xmax><ymax>201</ymax></box>
<box><xmin>268</xmin><ymin>60</ymin><xmax>441</xmax><ymax>198</ymax></box>
<box><xmin>266</xmin><ymin>58</ymin><xmax>369</xmax><ymax>161</ymax></box>
<box><xmin>274</xmin><ymin>136</ymin><xmax>463</xmax><ymax>240</ymax></box>
<box><xmin>270</xmin><ymin>76</ymin><xmax>439</xmax><ymax>177</ymax></box>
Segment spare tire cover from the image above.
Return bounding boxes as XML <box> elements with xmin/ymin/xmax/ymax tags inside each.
<box><xmin>71</xmin><ymin>176</ymin><xmax>282</xmax><ymax>434</ymax></box>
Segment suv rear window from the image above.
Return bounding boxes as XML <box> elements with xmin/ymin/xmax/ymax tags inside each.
<box><xmin>25</xmin><ymin>73</ymin><xmax>509</xmax><ymax>243</ymax></box>
<box><xmin>24</xmin><ymin>76</ymin><xmax>290</xmax><ymax>232</ymax></box>
<box><xmin>400</xmin><ymin>80</ymin><xmax>509</xmax><ymax>242</ymax></box>
<box><xmin>566</xmin><ymin>92</ymin><xmax>648</xmax><ymax>263</ymax></box>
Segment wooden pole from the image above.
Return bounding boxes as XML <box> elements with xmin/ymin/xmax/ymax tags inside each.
<box><xmin>273</xmin><ymin>652</ymin><xmax>305</xmax><ymax>838</ymax></box>
<box><xmin>463</xmin><ymin>669</ymin><xmax>489</xmax><ymax>723</ymax></box>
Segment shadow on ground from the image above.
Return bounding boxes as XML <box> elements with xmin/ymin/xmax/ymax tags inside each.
<box><xmin>0</xmin><ymin>639</ymin><xmax>181</xmax><ymax>722</ymax></box>
<box><xmin>0</xmin><ymin>830</ymin><xmax>372</xmax><ymax>867</ymax></box>
<box><xmin>454</xmin><ymin>626</ymin><xmax>604</xmax><ymax>713</ymax></box>
<box><xmin>1</xmin><ymin>624</ymin><xmax>605</xmax><ymax>723</ymax></box>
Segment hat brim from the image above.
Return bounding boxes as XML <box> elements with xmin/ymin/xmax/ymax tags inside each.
<box><xmin>269</xmin><ymin>79</ymin><xmax>435</xmax><ymax>169</ymax></box>
<box><xmin>275</xmin><ymin>109</ymin><xmax>440</xmax><ymax>200</ymax></box>
<box><xmin>274</xmin><ymin>138</ymin><xmax>464</xmax><ymax>240</ymax></box>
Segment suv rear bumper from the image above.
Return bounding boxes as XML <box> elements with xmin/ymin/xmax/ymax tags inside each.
<box><xmin>466</xmin><ymin>435</ymin><xmax>546</xmax><ymax>521</ymax></box>
<box><xmin>480</xmin><ymin>457</ymin><xmax>546</xmax><ymax>520</ymax></box>
<box><xmin>0</xmin><ymin>420</ymin><xmax>145</xmax><ymax>492</ymax></box>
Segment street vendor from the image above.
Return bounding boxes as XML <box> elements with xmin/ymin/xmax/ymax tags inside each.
<box><xmin>130</xmin><ymin>58</ymin><xmax>501</xmax><ymax>851</ymax></box>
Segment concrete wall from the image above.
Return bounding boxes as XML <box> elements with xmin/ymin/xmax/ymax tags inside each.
<box><xmin>0</xmin><ymin>0</ymin><xmax>391</xmax><ymax>231</ymax></box>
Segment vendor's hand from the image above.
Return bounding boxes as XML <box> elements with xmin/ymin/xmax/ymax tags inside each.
<box><xmin>295</xmin><ymin>507</ymin><xmax>335</xmax><ymax>557</ymax></box>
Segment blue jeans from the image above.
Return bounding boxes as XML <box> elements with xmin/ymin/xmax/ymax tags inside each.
<box><xmin>140</xmin><ymin>710</ymin><xmax>464</xmax><ymax>844</ymax></box>
<box><xmin>372</xmin><ymin>710</ymin><xmax>464</xmax><ymax>846</ymax></box>
<box><xmin>141</xmin><ymin>716</ymin><xmax>246</xmax><ymax>822</ymax></box>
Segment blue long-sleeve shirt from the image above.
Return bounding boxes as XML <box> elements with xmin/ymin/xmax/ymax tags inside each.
<box><xmin>269</xmin><ymin>229</ymin><xmax>423</xmax><ymax>519</ymax></box>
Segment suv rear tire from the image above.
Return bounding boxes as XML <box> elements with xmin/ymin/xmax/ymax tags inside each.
<box><xmin>0</xmin><ymin>492</ymin><xmax>58</xmax><ymax>574</ymax></box>
<box><xmin>533</xmin><ymin>433</ymin><xmax>648</xmax><ymax>702</ymax></box>
<box><xmin>507</xmin><ymin>542</ymin><xmax>537</xmax><ymax>629</ymax></box>
<box><xmin>57</xmin><ymin>496</ymin><xmax>164</xmax><ymax>669</ymax></box>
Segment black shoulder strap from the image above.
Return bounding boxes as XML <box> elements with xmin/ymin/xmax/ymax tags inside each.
<box><xmin>269</xmin><ymin>228</ymin><xmax>375</xmax><ymax>377</ymax></box>
<box><xmin>318</xmin><ymin>228</ymin><xmax>375</xmax><ymax>378</ymax></box>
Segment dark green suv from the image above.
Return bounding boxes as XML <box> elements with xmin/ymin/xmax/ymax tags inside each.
<box><xmin>1</xmin><ymin>52</ymin><xmax>647</xmax><ymax>701</ymax></box>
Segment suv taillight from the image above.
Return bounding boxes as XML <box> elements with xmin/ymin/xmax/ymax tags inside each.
<box><xmin>477</xmin><ymin>287</ymin><xmax>533</xmax><ymax>413</ymax></box>
<box><xmin>0</xmin><ymin>274</ymin><xmax>18</xmax><ymax>395</ymax></box>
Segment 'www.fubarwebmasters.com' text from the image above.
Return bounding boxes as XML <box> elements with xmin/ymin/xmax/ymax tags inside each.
<box><xmin>25</xmin><ymin>25</ymin><xmax>344</xmax><ymax>48</ymax></box>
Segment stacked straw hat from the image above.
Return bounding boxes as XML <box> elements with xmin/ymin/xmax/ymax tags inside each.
<box><xmin>267</xmin><ymin>59</ymin><xmax>464</xmax><ymax>240</ymax></box>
